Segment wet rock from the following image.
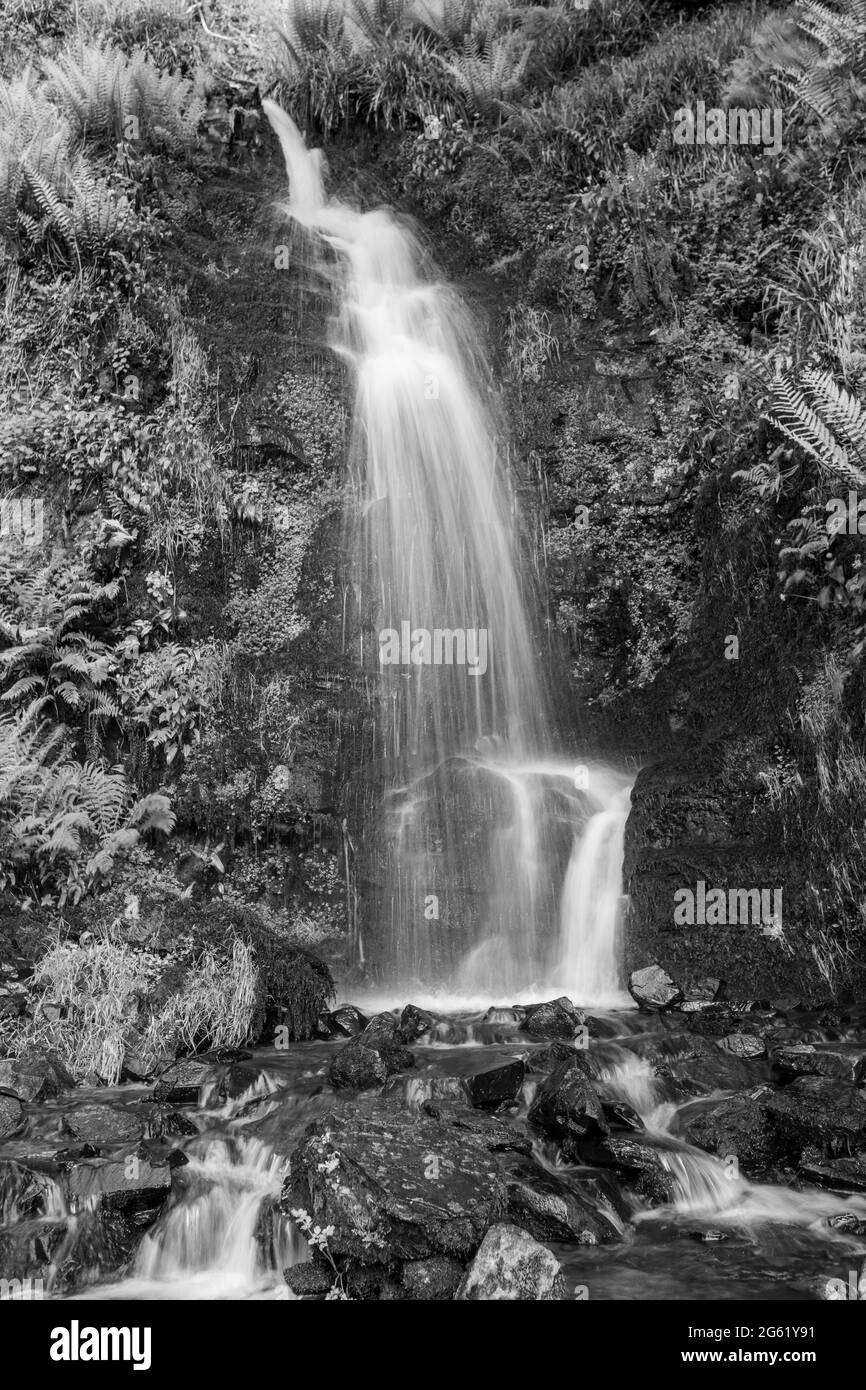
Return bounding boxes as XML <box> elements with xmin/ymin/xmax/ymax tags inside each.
<box><xmin>359</xmin><ymin>1012</ymin><xmax>402</xmax><ymax>1047</ymax></box>
<box><xmin>578</xmin><ymin>1135</ymin><xmax>677</xmax><ymax>1204</ymax></box>
<box><xmin>284</xmin><ymin>1261</ymin><xmax>334</xmax><ymax>1297</ymax></box>
<box><xmin>527</xmin><ymin>1058</ymin><xmax>608</xmax><ymax>1153</ymax></box>
<box><xmin>683</xmin><ymin>1094</ymin><xmax>781</xmax><ymax>1173</ymax></box>
<box><xmin>526</xmin><ymin>1040</ymin><xmax>583</xmax><ymax>1073</ymax></box>
<box><xmin>681</xmin><ymin>978</ymin><xmax>721</xmax><ymax>1009</ymax></box>
<box><xmin>283</xmin><ymin>1109</ymin><xmax>508</xmax><ymax>1263</ymax></box>
<box><xmin>0</xmin><ymin>1159</ymin><xmax>65</xmax><ymax>1219</ymax></box>
<box><xmin>60</xmin><ymin>1105</ymin><xmax>143</xmax><ymax>1150</ymax></box>
<box><xmin>764</xmin><ymin>1076</ymin><xmax>866</xmax><ymax>1159</ymax></box>
<box><xmin>772</xmin><ymin>1045</ymin><xmax>866</xmax><ymax>1084</ymax></box>
<box><xmin>401</xmin><ymin>1256</ymin><xmax>464</xmax><ymax>1300</ymax></box>
<box><xmin>600</xmin><ymin>1097</ymin><xmax>644</xmax><ymax>1131</ymax></box>
<box><xmin>680</xmin><ymin>1004</ymin><xmax>771</xmax><ymax>1039</ymax></box>
<box><xmin>455</xmin><ymin>1224</ymin><xmax>566</xmax><ymax>1300</ymax></box>
<box><xmin>827</xmin><ymin>1211</ymin><xmax>866</xmax><ymax>1236</ymax></box>
<box><xmin>419</xmin><ymin>1103</ymin><xmax>531</xmax><ymax>1155</ymax></box>
<box><xmin>466</xmin><ymin>1059</ymin><xmax>525</xmax><ymax>1109</ymax></box>
<box><xmin>720</xmin><ymin>1034</ymin><xmax>767</xmax><ymax>1060</ymax></box>
<box><xmin>654</xmin><ymin>1048</ymin><xmax>756</xmax><ymax>1100</ymax></box>
<box><xmin>398</xmin><ymin>1005</ymin><xmax>437</xmax><ymax>1044</ymax></box>
<box><xmin>521</xmin><ymin>997</ymin><xmax>584</xmax><ymax>1040</ymax></box>
<box><xmin>0</xmin><ymin>1094</ymin><xmax>25</xmax><ymax>1139</ymax></box>
<box><xmin>152</xmin><ymin>1058</ymin><xmax>214</xmax><ymax>1104</ymax></box>
<box><xmin>0</xmin><ymin>1049</ymin><xmax>73</xmax><ymax>1103</ymax></box>
<box><xmin>61</xmin><ymin>1149</ymin><xmax>174</xmax><ymax>1214</ymax></box>
<box><xmin>328</xmin><ymin>1035</ymin><xmax>415</xmax><ymax>1090</ymax></box>
<box><xmin>0</xmin><ymin>1218</ymin><xmax>68</xmax><ymax>1283</ymax></box>
<box><xmin>501</xmin><ymin>1154</ymin><xmax>623</xmax><ymax>1245</ymax></box>
<box><xmin>315</xmin><ymin>1005</ymin><xmax>369</xmax><ymax>1039</ymax></box>
<box><xmin>799</xmin><ymin>1149</ymin><xmax>866</xmax><ymax>1193</ymax></box>
<box><xmin>628</xmin><ymin>965</ymin><xmax>682</xmax><ymax>1012</ymax></box>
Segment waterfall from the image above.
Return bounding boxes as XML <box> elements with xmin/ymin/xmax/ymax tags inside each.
<box><xmin>264</xmin><ymin>102</ymin><xmax>631</xmax><ymax>1001</ymax></box>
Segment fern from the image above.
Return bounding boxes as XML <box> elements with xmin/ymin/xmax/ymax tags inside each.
<box><xmin>763</xmin><ymin>369</ymin><xmax>866</xmax><ymax>486</ymax></box>
<box><xmin>443</xmin><ymin>33</ymin><xmax>533</xmax><ymax>116</ymax></box>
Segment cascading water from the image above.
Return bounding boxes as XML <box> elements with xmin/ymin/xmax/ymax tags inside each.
<box><xmin>264</xmin><ymin>101</ymin><xmax>632</xmax><ymax>1003</ymax></box>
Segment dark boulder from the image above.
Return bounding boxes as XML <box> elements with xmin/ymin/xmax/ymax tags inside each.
<box><xmin>683</xmin><ymin>1094</ymin><xmax>782</xmax><ymax>1174</ymax></box>
<box><xmin>455</xmin><ymin>1224</ymin><xmax>566</xmax><ymax>1300</ymax></box>
<box><xmin>398</xmin><ymin>1005</ymin><xmax>437</xmax><ymax>1044</ymax></box>
<box><xmin>315</xmin><ymin>1005</ymin><xmax>369</xmax><ymax>1039</ymax></box>
<box><xmin>764</xmin><ymin>1076</ymin><xmax>866</xmax><ymax>1159</ymax></box>
<box><xmin>799</xmin><ymin>1149</ymin><xmax>866</xmax><ymax>1193</ymax></box>
<box><xmin>521</xmin><ymin>997</ymin><xmax>584</xmax><ymax>1040</ymax></box>
<box><xmin>61</xmin><ymin>1149</ymin><xmax>174</xmax><ymax>1214</ymax></box>
<box><xmin>283</xmin><ymin>1109</ymin><xmax>508</xmax><ymax>1263</ymax></box>
<box><xmin>628</xmin><ymin>965</ymin><xmax>682</xmax><ymax>1012</ymax></box>
<box><xmin>772</xmin><ymin>1045</ymin><xmax>866</xmax><ymax>1084</ymax></box>
<box><xmin>60</xmin><ymin>1105</ymin><xmax>144</xmax><ymax>1150</ymax></box>
<box><xmin>153</xmin><ymin>1058</ymin><xmax>214</xmax><ymax>1104</ymax></box>
<box><xmin>0</xmin><ymin>1049</ymin><xmax>73</xmax><ymax>1103</ymax></box>
<box><xmin>328</xmin><ymin>1035</ymin><xmax>414</xmax><ymax>1090</ymax></box>
<box><xmin>526</xmin><ymin>1040</ymin><xmax>582</xmax><ymax>1073</ymax></box>
<box><xmin>501</xmin><ymin>1154</ymin><xmax>623</xmax><ymax>1245</ymax></box>
<box><xmin>578</xmin><ymin>1134</ymin><xmax>678</xmax><ymax>1204</ymax></box>
<box><xmin>466</xmin><ymin>1059</ymin><xmax>525</xmax><ymax>1109</ymax></box>
<box><xmin>653</xmin><ymin>1048</ymin><xmax>756</xmax><ymax>1100</ymax></box>
<box><xmin>528</xmin><ymin>1058</ymin><xmax>608</xmax><ymax>1153</ymax></box>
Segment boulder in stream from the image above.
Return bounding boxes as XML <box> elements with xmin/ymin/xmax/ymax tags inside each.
<box><xmin>764</xmin><ymin>1075</ymin><xmax>866</xmax><ymax>1159</ymax></box>
<box><xmin>315</xmin><ymin>1005</ymin><xmax>370</xmax><ymax>1039</ymax></box>
<box><xmin>329</xmin><ymin>1032</ymin><xmax>415</xmax><ymax>1090</ymax></box>
<box><xmin>153</xmin><ymin>1058</ymin><xmax>215</xmax><ymax>1104</ymax></box>
<box><xmin>528</xmin><ymin>1057</ymin><xmax>608</xmax><ymax>1153</ymax></box>
<box><xmin>772</xmin><ymin>1044</ymin><xmax>866</xmax><ymax>1084</ymax></box>
<box><xmin>283</xmin><ymin>1108</ymin><xmax>509</xmax><ymax>1262</ymax></box>
<box><xmin>466</xmin><ymin>1059</ymin><xmax>525</xmax><ymax>1109</ymax></box>
<box><xmin>628</xmin><ymin>964</ymin><xmax>682</xmax><ymax>1011</ymax></box>
<box><xmin>60</xmin><ymin>1105</ymin><xmax>144</xmax><ymax>1150</ymax></box>
<box><xmin>500</xmin><ymin>1153</ymin><xmax>624</xmax><ymax>1244</ymax></box>
<box><xmin>455</xmin><ymin>1224</ymin><xmax>566</xmax><ymax>1300</ymax></box>
<box><xmin>683</xmin><ymin>1093</ymin><xmax>782</xmax><ymax>1173</ymax></box>
<box><xmin>521</xmin><ymin>997</ymin><xmax>584</xmax><ymax>1039</ymax></box>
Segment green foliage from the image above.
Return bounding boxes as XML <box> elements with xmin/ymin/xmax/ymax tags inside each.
<box><xmin>0</xmin><ymin>708</ymin><xmax>175</xmax><ymax>906</ymax></box>
<box><xmin>43</xmin><ymin>41</ymin><xmax>201</xmax><ymax>151</ymax></box>
<box><xmin>0</xmin><ymin>562</ymin><xmax>122</xmax><ymax>724</ymax></box>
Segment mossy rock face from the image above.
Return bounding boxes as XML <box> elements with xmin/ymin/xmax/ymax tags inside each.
<box><xmin>151</xmin><ymin>901</ymin><xmax>335</xmax><ymax>1043</ymax></box>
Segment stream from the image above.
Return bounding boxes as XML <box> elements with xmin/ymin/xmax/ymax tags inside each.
<box><xmin>2</xmin><ymin>1006</ymin><xmax>865</xmax><ymax>1301</ymax></box>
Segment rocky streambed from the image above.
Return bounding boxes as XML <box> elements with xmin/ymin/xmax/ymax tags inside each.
<box><xmin>1</xmin><ymin>987</ymin><xmax>866</xmax><ymax>1301</ymax></box>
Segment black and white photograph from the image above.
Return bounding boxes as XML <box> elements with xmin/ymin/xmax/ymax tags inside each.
<box><xmin>0</xmin><ymin>0</ymin><xmax>864</xmax><ymax>1345</ymax></box>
